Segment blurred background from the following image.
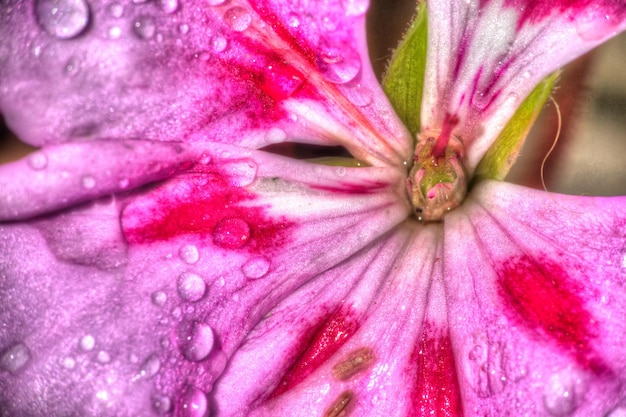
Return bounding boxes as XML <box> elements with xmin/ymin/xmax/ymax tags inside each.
<box><xmin>1</xmin><ymin>0</ymin><xmax>625</xmax><ymax>195</ymax></box>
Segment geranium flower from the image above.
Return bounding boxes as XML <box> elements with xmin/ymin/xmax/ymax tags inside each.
<box><xmin>0</xmin><ymin>0</ymin><xmax>625</xmax><ymax>416</ymax></box>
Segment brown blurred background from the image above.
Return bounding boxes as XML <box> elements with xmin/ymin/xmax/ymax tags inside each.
<box><xmin>1</xmin><ymin>0</ymin><xmax>625</xmax><ymax>195</ymax></box>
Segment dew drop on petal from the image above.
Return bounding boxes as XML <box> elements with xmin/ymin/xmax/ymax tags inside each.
<box><xmin>242</xmin><ymin>256</ymin><xmax>271</xmax><ymax>279</ymax></box>
<box><xmin>180</xmin><ymin>386</ymin><xmax>209</xmax><ymax>417</ymax></box>
<box><xmin>28</xmin><ymin>151</ymin><xmax>48</xmax><ymax>170</ymax></box>
<box><xmin>133</xmin><ymin>15</ymin><xmax>156</xmax><ymax>39</ymax></box>
<box><xmin>118</xmin><ymin>177</ymin><xmax>130</xmax><ymax>189</ymax></box>
<box><xmin>199</xmin><ymin>154</ymin><xmax>211</xmax><ymax>165</ymax></box>
<box><xmin>265</xmin><ymin>127</ymin><xmax>287</xmax><ymax>144</ymax></box>
<box><xmin>0</xmin><ymin>343</ymin><xmax>31</xmax><ymax>374</ymax></box>
<box><xmin>342</xmin><ymin>0</ymin><xmax>368</xmax><ymax>16</ymax></box>
<box><xmin>224</xmin><ymin>6</ymin><xmax>251</xmax><ymax>32</ymax></box>
<box><xmin>343</xmin><ymin>83</ymin><xmax>372</xmax><ymax>107</ymax></box>
<box><xmin>317</xmin><ymin>43</ymin><xmax>361</xmax><ymax>84</ymax></box>
<box><xmin>222</xmin><ymin>158</ymin><xmax>257</xmax><ymax>187</ymax></box>
<box><xmin>35</xmin><ymin>0</ymin><xmax>90</xmax><ymax>39</ymax></box>
<box><xmin>108</xmin><ymin>26</ymin><xmax>122</xmax><ymax>39</ymax></box>
<box><xmin>178</xmin><ymin>23</ymin><xmax>189</xmax><ymax>35</ymax></box>
<box><xmin>335</xmin><ymin>166</ymin><xmax>347</xmax><ymax>177</ymax></box>
<box><xmin>177</xmin><ymin>272</ymin><xmax>206</xmax><ymax>302</ymax></box>
<box><xmin>64</xmin><ymin>56</ymin><xmax>80</xmax><ymax>76</ymax></box>
<box><xmin>179</xmin><ymin>244</ymin><xmax>200</xmax><ymax>265</ymax></box>
<box><xmin>211</xmin><ymin>35</ymin><xmax>227</xmax><ymax>52</ymax></box>
<box><xmin>153</xmin><ymin>394</ymin><xmax>173</xmax><ymax>414</ymax></box>
<box><xmin>286</xmin><ymin>12</ymin><xmax>300</xmax><ymax>28</ymax></box>
<box><xmin>152</xmin><ymin>290</ymin><xmax>167</xmax><ymax>307</ymax></box>
<box><xmin>108</xmin><ymin>2</ymin><xmax>123</xmax><ymax>18</ymax></box>
<box><xmin>61</xmin><ymin>356</ymin><xmax>76</xmax><ymax>369</ymax></box>
<box><xmin>96</xmin><ymin>350</ymin><xmax>111</xmax><ymax>363</ymax></box>
<box><xmin>81</xmin><ymin>175</ymin><xmax>96</xmax><ymax>189</ymax></box>
<box><xmin>543</xmin><ymin>370</ymin><xmax>583</xmax><ymax>416</ymax></box>
<box><xmin>80</xmin><ymin>335</ymin><xmax>95</xmax><ymax>351</ymax></box>
<box><xmin>181</xmin><ymin>322</ymin><xmax>214</xmax><ymax>362</ymax></box>
<box><xmin>138</xmin><ymin>354</ymin><xmax>161</xmax><ymax>378</ymax></box>
<box><xmin>212</xmin><ymin>218</ymin><xmax>250</xmax><ymax>249</ymax></box>
<box><xmin>206</xmin><ymin>0</ymin><xmax>225</xmax><ymax>5</ymax></box>
<box><xmin>157</xmin><ymin>0</ymin><xmax>178</xmax><ymax>14</ymax></box>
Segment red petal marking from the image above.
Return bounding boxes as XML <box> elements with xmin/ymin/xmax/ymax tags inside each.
<box><xmin>270</xmin><ymin>307</ymin><xmax>360</xmax><ymax>398</ymax></box>
<box><xmin>498</xmin><ymin>255</ymin><xmax>608</xmax><ymax>374</ymax></box>
<box><xmin>121</xmin><ymin>167</ymin><xmax>292</xmax><ymax>254</ymax></box>
<box><xmin>408</xmin><ymin>322</ymin><xmax>463</xmax><ymax>417</ymax></box>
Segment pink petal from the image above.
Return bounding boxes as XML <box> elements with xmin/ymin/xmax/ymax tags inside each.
<box><xmin>422</xmin><ymin>0</ymin><xmax>626</xmax><ymax>170</ymax></box>
<box><xmin>443</xmin><ymin>180</ymin><xmax>626</xmax><ymax>415</ymax></box>
<box><xmin>0</xmin><ymin>147</ymin><xmax>410</xmax><ymax>415</ymax></box>
<box><xmin>0</xmin><ymin>0</ymin><xmax>410</xmax><ymax>166</ymax></box>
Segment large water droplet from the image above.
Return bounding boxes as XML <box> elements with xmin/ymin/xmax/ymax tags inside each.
<box><xmin>224</xmin><ymin>6</ymin><xmax>251</xmax><ymax>32</ymax></box>
<box><xmin>133</xmin><ymin>15</ymin><xmax>156</xmax><ymax>39</ymax></box>
<box><xmin>28</xmin><ymin>151</ymin><xmax>48</xmax><ymax>170</ymax></box>
<box><xmin>212</xmin><ymin>218</ymin><xmax>250</xmax><ymax>249</ymax></box>
<box><xmin>180</xmin><ymin>386</ymin><xmax>208</xmax><ymax>417</ymax></box>
<box><xmin>157</xmin><ymin>0</ymin><xmax>178</xmax><ymax>14</ymax></box>
<box><xmin>211</xmin><ymin>35</ymin><xmax>228</xmax><ymax>52</ymax></box>
<box><xmin>80</xmin><ymin>334</ymin><xmax>95</xmax><ymax>351</ymax></box>
<box><xmin>317</xmin><ymin>43</ymin><xmax>361</xmax><ymax>84</ymax></box>
<box><xmin>573</xmin><ymin>8</ymin><xmax>619</xmax><ymax>41</ymax></box>
<box><xmin>265</xmin><ymin>127</ymin><xmax>287</xmax><ymax>144</ymax></box>
<box><xmin>152</xmin><ymin>394</ymin><xmax>173</xmax><ymax>414</ymax></box>
<box><xmin>108</xmin><ymin>2</ymin><xmax>124</xmax><ymax>18</ymax></box>
<box><xmin>0</xmin><ymin>343</ymin><xmax>31</xmax><ymax>374</ymax></box>
<box><xmin>242</xmin><ymin>256</ymin><xmax>270</xmax><ymax>279</ymax></box>
<box><xmin>342</xmin><ymin>0</ymin><xmax>368</xmax><ymax>16</ymax></box>
<box><xmin>177</xmin><ymin>272</ymin><xmax>206</xmax><ymax>302</ymax></box>
<box><xmin>222</xmin><ymin>159</ymin><xmax>257</xmax><ymax>187</ymax></box>
<box><xmin>35</xmin><ymin>0</ymin><xmax>90</xmax><ymax>39</ymax></box>
<box><xmin>179</xmin><ymin>244</ymin><xmax>200</xmax><ymax>265</ymax></box>
<box><xmin>152</xmin><ymin>290</ymin><xmax>167</xmax><ymax>307</ymax></box>
<box><xmin>138</xmin><ymin>354</ymin><xmax>161</xmax><ymax>378</ymax></box>
<box><xmin>181</xmin><ymin>322</ymin><xmax>214</xmax><ymax>362</ymax></box>
<box><xmin>543</xmin><ymin>370</ymin><xmax>584</xmax><ymax>416</ymax></box>
<box><xmin>342</xmin><ymin>82</ymin><xmax>372</xmax><ymax>107</ymax></box>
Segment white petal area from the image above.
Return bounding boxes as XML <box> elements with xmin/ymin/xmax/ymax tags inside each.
<box><xmin>443</xmin><ymin>181</ymin><xmax>626</xmax><ymax>416</ymax></box>
<box><xmin>422</xmin><ymin>0</ymin><xmax>626</xmax><ymax>171</ymax></box>
<box><xmin>213</xmin><ymin>223</ymin><xmax>456</xmax><ymax>417</ymax></box>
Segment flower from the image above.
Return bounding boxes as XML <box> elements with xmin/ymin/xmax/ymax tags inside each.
<box><xmin>0</xmin><ymin>0</ymin><xmax>625</xmax><ymax>416</ymax></box>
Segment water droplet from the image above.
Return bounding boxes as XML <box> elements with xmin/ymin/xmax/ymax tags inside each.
<box><xmin>573</xmin><ymin>8</ymin><xmax>619</xmax><ymax>41</ymax></box>
<box><xmin>138</xmin><ymin>354</ymin><xmax>161</xmax><ymax>378</ymax></box>
<box><xmin>211</xmin><ymin>35</ymin><xmax>227</xmax><ymax>52</ymax></box>
<box><xmin>80</xmin><ymin>335</ymin><xmax>96</xmax><ymax>351</ymax></box>
<box><xmin>108</xmin><ymin>2</ymin><xmax>124</xmax><ymax>18</ymax></box>
<box><xmin>61</xmin><ymin>356</ymin><xmax>76</xmax><ymax>369</ymax></box>
<box><xmin>28</xmin><ymin>151</ymin><xmax>48</xmax><ymax>170</ymax></box>
<box><xmin>108</xmin><ymin>26</ymin><xmax>122</xmax><ymax>39</ymax></box>
<box><xmin>179</xmin><ymin>244</ymin><xmax>200</xmax><ymax>265</ymax></box>
<box><xmin>286</xmin><ymin>12</ymin><xmax>300</xmax><ymax>28</ymax></box>
<box><xmin>96</xmin><ymin>350</ymin><xmax>111</xmax><ymax>363</ymax></box>
<box><xmin>543</xmin><ymin>370</ymin><xmax>584</xmax><ymax>416</ymax></box>
<box><xmin>180</xmin><ymin>322</ymin><xmax>214</xmax><ymax>362</ymax></box>
<box><xmin>152</xmin><ymin>394</ymin><xmax>173</xmax><ymax>414</ymax></box>
<box><xmin>607</xmin><ymin>406</ymin><xmax>626</xmax><ymax>417</ymax></box>
<box><xmin>31</xmin><ymin>44</ymin><xmax>44</xmax><ymax>57</ymax></box>
<box><xmin>157</xmin><ymin>0</ymin><xmax>178</xmax><ymax>14</ymax></box>
<box><xmin>133</xmin><ymin>15</ymin><xmax>156</xmax><ymax>39</ymax></box>
<box><xmin>81</xmin><ymin>175</ymin><xmax>96</xmax><ymax>189</ymax></box>
<box><xmin>242</xmin><ymin>256</ymin><xmax>271</xmax><ymax>279</ymax></box>
<box><xmin>342</xmin><ymin>82</ymin><xmax>372</xmax><ymax>107</ymax></box>
<box><xmin>335</xmin><ymin>166</ymin><xmax>347</xmax><ymax>177</ymax></box>
<box><xmin>0</xmin><ymin>343</ymin><xmax>31</xmax><ymax>374</ymax></box>
<box><xmin>317</xmin><ymin>43</ymin><xmax>361</xmax><ymax>84</ymax></box>
<box><xmin>222</xmin><ymin>159</ymin><xmax>257</xmax><ymax>187</ymax></box>
<box><xmin>177</xmin><ymin>272</ymin><xmax>206</xmax><ymax>302</ymax></box>
<box><xmin>342</xmin><ymin>0</ymin><xmax>368</xmax><ymax>16</ymax></box>
<box><xmin>464</xmin><ymin>334</ymin><xmax>507</xmax><ymax>397</ymax></box>
<box><xmin>265</xmin><ymin>127</ymin><xmax>286</xmax><ymax>144</ymax></box>
<box><xmin>224</xmin><ymin>6</ymin><xmax>251</xmax><ymax>32</ymax></box>
<box><xmin>212</xmin><ymin>218</ymin><xmax>250</xmax><ymax>249</ymax></box>
<box><xmin>35</xmin><ymin>0</ymin><xmax>90</xmax><ymax>39</ymax></box>
<box><xmin>152</xmin><ymin>290</ymin><xmax>167</xmax><ymax>306</ymax></box>
<box><xmin>199</xmin><ymin>154</ymin><xmax>211</xmax><ymax>165</ymax></box>
<box><xmin>207</xmin><ymin>0</ymin><xmax>225</xmax><ymax>5</ymax></box>
<box><xmin>64</xmin><ymin>56</ymin><xmax>80</xmax><ymax>76</ymax></box>
<box><xmin>118</xmin><ymin>178</ymin><xmax>130</xmax><ymax>189</ymax></box>
<box><xmin>194</xmin><ymin>51</ymin><xmax>211</xmax><ymax>61</ymax></box>
<box><xmin>178</xmin><ymin>23</ymin><xmax>189</xmax><ymax>35</ymax></box>
<box><xmin>180</xmin><ymin>386</ymin><xmax>208</xmax><ymax>417</ymax></box>
<box><xmin>321</xmin><ymin>15</ymin><xmax>338</xmax><ymax>31</ymax></box>
<box><xmin>171</xmin><ymin>306</ymin><xmax>183</xmax><ymax>319</ymax></box>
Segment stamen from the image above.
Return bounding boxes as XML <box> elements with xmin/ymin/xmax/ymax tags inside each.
<box><xmin>331</xmin><ymin>347</ymin><xmax>375</xmax><ymax>380</ymax></box>
<box><xmin>323</xmin><ymin>390</ymin><xmax>354</xmax><ymax>417</ymax></box>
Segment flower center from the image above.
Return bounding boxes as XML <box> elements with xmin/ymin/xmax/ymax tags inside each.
<box><xmin>407</xmin><ymin>126</ymin><xmax>468</xmax><ymax>222</ymax></box>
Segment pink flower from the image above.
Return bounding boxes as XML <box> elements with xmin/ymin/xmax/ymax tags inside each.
<box><xmin>0</xmin><ymin>0</ymin><xmax>625</xmax><ymax>416</ymax></box>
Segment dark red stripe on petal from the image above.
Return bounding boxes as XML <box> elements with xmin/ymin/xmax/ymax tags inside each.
<box><xmin>270</xmin><ymin>307</ymin><xmax>360</xmax><ymax>398</ymax></box>
<box><xmin>121</xmin><ymin>167</ymin><xmax>292</xmax><ymax>254</ymax></box>
<box><xmin>409</xmin><ymin>322</ymin><xmax>463</xmax><ymax>417</ymax></box>
<box><xmin>498</xmin><ymin>255</ymin><xmax>607</xmax><ymax>374</ymax></box>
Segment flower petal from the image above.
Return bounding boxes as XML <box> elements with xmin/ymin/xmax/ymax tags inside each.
<box><xmin>422</xmin><ymin>0</ymin><xmax>626</xmax><ymax>170</ymax></box>
<box><xmin>443</xmin><ymin>181</ymin><xmax>626</xmax><ymax>415</ymax></box>
<box><xmin>0</xmin><ymin>0</ymin><xmax>410</xmax><ymax>166</ymax></box>
<box><xmin>0</xmin><ymin>146</ymin><xmax>410</xmax><ymax>415</ymax></box>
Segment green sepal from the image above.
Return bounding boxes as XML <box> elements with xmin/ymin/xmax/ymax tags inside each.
<box><xmin>474</xmin><ymin>71</ymin><xmax>559</xmax><ymax>182</ymax></box>
<box><xmin>381</xmin><ymin>1</ymin><xmax>427</xmax><ymax>138</ymax></box>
